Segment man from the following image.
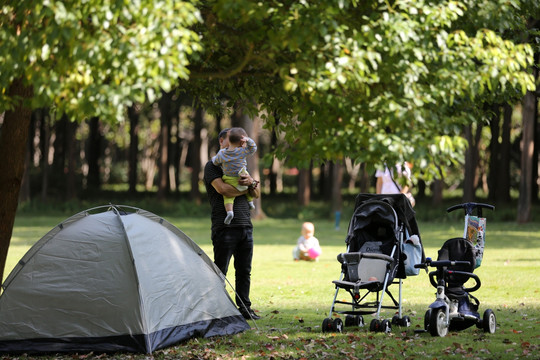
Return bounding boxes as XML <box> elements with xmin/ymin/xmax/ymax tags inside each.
<box><xmin>203</xmin><ymin>128</ymin><xmax>261</xmax><ymax>320</ymax></box>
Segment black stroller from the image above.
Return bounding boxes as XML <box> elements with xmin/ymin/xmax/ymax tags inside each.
<box><xmin>414</xmin><ymin>202</ymin><xmax>496</xmax><ymax>337</ymax></box>
<box><xmin>322</xmin><ymin>194</ymin><xmax>424</xmax><ymax>333</ymax></box>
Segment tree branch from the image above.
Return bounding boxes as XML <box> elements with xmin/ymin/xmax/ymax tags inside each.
<box><xmin>189</xmin><ymin>42</ymin><xmax>254</xmax><ymax>80</ymax></box>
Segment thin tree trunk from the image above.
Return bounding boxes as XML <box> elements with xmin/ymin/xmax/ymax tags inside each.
<box><xmin>463</xmin><ymin>123</ymin><xmax>483</xmax><ymax>202</ymax></box>
<box><xmin>65</xmin><ymin>119</ymin><xmax>78</xmax><ymax>200</ymax></box>
<box><xmin>331</xmin><ymin>161</ymin><xmax>344</xmax><ymax>229</ymax></box>
<box><xmin>298</xmin><ymin>168</ymin><xmax>311</xmax><ymax>206</ymax></box>
<box><xmin>157</xmin><ymin>92</ymin><xmax>172</xmax><ymax>200</ymax></box>
<box><xmin>40</xmin><ymin>110</ymin><xmax>51</xmax><ymax>200</ymax></box>
<box><xmin>488</xmin><ymin>105</ymin><xmax>501</xmax><ymax>202</ymax></box>
<box><xmin>190</xmin><ymin>107</ymin><xmax>203</xmax><ymax>204</ymax></box>
<box><xmin>127</xmin><ymin>104</ymin><xmax>141</xmax><ymax>194</ymax></box>
<box><xmin>87</xmin><ymin>117</ymin><xmax>102</xmax><ymax>192</ymax></box>
<box><xmin>0</xmin><ymin>77</ymin><xmax>33</xmax><ymax>284</ymax></box>
<box><xmin>498</xmin><ymin>104</ymin><xmax>513</xmax><ymax>203</ymax></box>
<box><xmin>517</xmin><ymin>90</ymin><xmax>537</xmax><ymax>223</ymax></box>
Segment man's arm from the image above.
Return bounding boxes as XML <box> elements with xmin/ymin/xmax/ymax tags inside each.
<box><xmin>239</xmin><ymin>174</ymin><xmax>260</xmax><ymax>199</ymax></box>
<box><xmin>211</xmin><ymin>177</ymin><xmax>247</xmax><ymax>197</ymax></box>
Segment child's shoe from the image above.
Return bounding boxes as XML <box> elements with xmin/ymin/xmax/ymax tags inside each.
<box><xmin>224</xmin><ymin>211</ymin><xmax>234</xmax><ymax>224</ymax></box>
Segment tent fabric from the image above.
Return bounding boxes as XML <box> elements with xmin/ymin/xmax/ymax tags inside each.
<box><xmin>0</xmin><ymin>206</ymin><xmax>249</xmax><ymax>354</ymax></box>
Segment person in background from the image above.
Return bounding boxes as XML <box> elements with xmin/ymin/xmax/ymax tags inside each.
<box><xmin>293</xmin><ymin>222</ymin><xmax>322</xmax><ymax>261</ymax></box>
<box><xmin>203</xmin><ymin>128</ymin><xmax>261</xmax><ymax>320</ymax></box>
<box><xmin>375</xmin><ymin>162</ymin><xmax>415</xmax><ymax>206</ymax></box>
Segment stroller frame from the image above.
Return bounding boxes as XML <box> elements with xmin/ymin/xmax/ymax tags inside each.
<box><xmin>322</xmin><ymin>194</ymin><xmax>422</xmax><ymax>333</ymax></box>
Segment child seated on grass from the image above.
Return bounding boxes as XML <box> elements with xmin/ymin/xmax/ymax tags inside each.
<box><xmin>293</xmin><ymin>222</ymin><xmax>322</xmax><ymax>261</ymax></box>
<box><xmin>211</xmin><ymin>127</ymin><xmax>257</xmax><ymax>224</ymax></box>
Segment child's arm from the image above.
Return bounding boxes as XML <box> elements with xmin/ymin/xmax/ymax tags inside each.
<box><xmin>212</xmin><ymin>150</ymin><xmax>224</xmax><ymax>166</ymax></box>
<box><xmin>242</xmin><ymin>136</ymin><xmax>257</xmax><ymax>155</ymax></box>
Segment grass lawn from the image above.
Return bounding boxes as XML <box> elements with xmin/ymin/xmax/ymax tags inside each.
<box><xmin>3</xmin><ymin>211</ymin><xmax>540</xmax><ymax>359</ymax></box>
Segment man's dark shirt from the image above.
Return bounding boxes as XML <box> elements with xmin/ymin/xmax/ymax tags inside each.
<box><xmin>203</xmin><ymin>161</ymin><xmax>252</xmax><ymax>233</ymax></box>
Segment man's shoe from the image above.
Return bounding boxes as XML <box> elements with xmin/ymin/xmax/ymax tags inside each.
<box><xmin>239</xmin><ymin>307</ymin><xmax>260</xmax><ymax>320</ymax></box>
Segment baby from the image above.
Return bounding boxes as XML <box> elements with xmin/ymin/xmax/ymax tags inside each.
<box><xmin>211</xmin><ymin>127</ymin><xmax>257</xmax><ymax>224</ymax></box>
<box><xmin>293</xmin><ymin>222</ymin><xmax>322</xmax><ymax>261</ymax></box>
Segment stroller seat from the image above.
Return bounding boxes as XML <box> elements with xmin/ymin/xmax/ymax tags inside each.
<box><xmin>333</xmin><ymin>252</ymin><xmax>394</xmax><ymax>292</ymax></box>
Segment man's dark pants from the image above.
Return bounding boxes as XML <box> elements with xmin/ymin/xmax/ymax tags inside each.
<box><xmin>212</xmin><ymin>226</ymin><xmax>253</xmax><ymax>309</ymax></box>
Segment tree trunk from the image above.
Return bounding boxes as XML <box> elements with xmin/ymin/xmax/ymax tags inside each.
<box><xmin>517</xmin><ymin>90</ymin><xmax>537</xmax><ymax>223</ymax></box>
<box><xmin>127</xmin><ymin>104</ymin><xmax>141</xmax><ymax>194</ymax></box>
<box><xmin>64</xmin><ymin>118</ymin><xmax>78</xmax><ymax>200</ymax></box>
<box><xmin>0</xmin><ymin>77</ymin><xmax>33</xmax><ymax>284</ymax></box>
<box><xmin>331</xmin><ymin>160</ymin><xmax>344</xmax><ymax>228</ymax></box>
<box><xmin>498</xmin><ymin>104</ymin><xmax>513</xmax><ymax>203</ymax></box>
<box><xmin>298</xmin><ymin>168</ymin><xmax>311</xmax><ymax>206</ymax></box>
<box><xmin>40</xmin><ymin>110</ymin><xmax>51</xmax><ymax>200</ymax></box>
<box><xmin>488</xmin><ymin>105</ymin><xmax>501</xmax><ymax>202</ymax></box>
<box><xmin>358</xmin><ymin>163</ymin><xmax>370</xmax><ymax>193</ymax></box>
<box><xmin>157</xmin><ymin>92</ymin><xmax>172</xmax><ymax>200</ymax></box>
<box><xmin>190</xmin><ymin>107</ymin><xmax>203</xmax><ymax>204</ymax></box>
<box><xmin>87</xmin><ymin>117</ymin><xmax>102</xmax><ymax>192</ymax></box>
<box><xmin>463</xmin><ymin>123</ymin><xmax>483</xmax><ymax>202</ymax></box>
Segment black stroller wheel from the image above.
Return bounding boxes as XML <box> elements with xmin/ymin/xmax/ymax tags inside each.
<box><xmin>322</xmin><ymin>318</ymin><xmax>333</xmax><ymax>333</ymax></box>
<box><xmin>345</xmin><ymin>315</ymin><xmax>355</xmax><ymax>327</ymax></box>
<box><xmin>391</xmin><ymin>315</ymin><xmax>400</xmax><ymax>325</ymax></box>
<box><xmin>429</xmin><ymin>308</ymin><xmax>448</xmax><ymax>337</ymax></box>
<box><xmin>483</xmin><ymin>309</ymin><xmax>496</xmax><ymax>334</ymax></box>
<box><xmin>333</xmin><ymin>318</ymin><xmax>344</xmax><ymax>333</ymax></box>
<box><xmin>400</xmin><ymin>315</ymin><xmax>411</xmax><ymax>327</ymax></box>
<box><xmin>369</xmin><ymin>319</ymin><xmax>380</xmax><ymax>332</ymax></box>
<box><xmin>381</xmin><ymin>319</ymin><xmax>392</xmax><ymax>333</ymax></box>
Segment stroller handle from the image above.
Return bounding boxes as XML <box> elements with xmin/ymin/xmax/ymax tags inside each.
<box><xmin>446</xmin><ymin>202</ymin><xmax>494</xmax><ymax>217</ymax></box>
<box><xmin>414</xmin><ymin>258</ymin><xmax>470</xmax><ymax>269</ymax></box>
<box><xmin>429</xmin><ymin>270</ymin><xmax>481</xmax><ymax>292</ymax></box>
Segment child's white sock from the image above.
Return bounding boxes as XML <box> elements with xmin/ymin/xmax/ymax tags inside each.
<box><xmin>248</xmin><ymin>201</ymin><xmax>255</xmax><ymax>210</ymax></box>
<box><xmin>224</xmin><ymin>211</ymin><xmax>234</xmax><ymax>224</ymax></box>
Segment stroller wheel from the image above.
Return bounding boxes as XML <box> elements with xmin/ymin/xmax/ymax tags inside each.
<box><xmin>322</xmin><ymin>318</ymin><xmax>334</xmax><ymax>333</ymax></box>
<box><xmin>345</xmin><ymin>315</ymin><xmax>364</xmax><ymax>327</ymax></box>
<box><xmin>333</xmin><ymin>318</ymin><xmax>344</xmax><ymax>333</ymax></box>
<box><xmin>483</xmin><ymin>309</ymin><xmax>496</xmax><ymax>334</ymax></box>
<box><xmin>391</xmin><ymin>315</ymin><xmax>400</xmax><ymax>325</ymax></box>
<box><xmin>369</xmin><ymin>319</ymin><xmax>380</xmax><ymax>332</ymax></box>
<box><xmin>381</xmin><ymin>319</ymin><xmax>392</xmax><ymax>333</ymax></box>
<box><xmin>400</xmin><ymin>315</ymin><xmax>411</xmax><ymax>327</ymax></box>
<box><xmin>424</xmin><ymin>309</ymin><xmax>432</xmax><ymax>331</ymax></box>
<box><xmin>429</xmin><ymin>308</ymin><xmax>448</xmax><ymax>337</ymax></box>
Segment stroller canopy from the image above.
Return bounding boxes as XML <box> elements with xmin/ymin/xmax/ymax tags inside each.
<box><xmin>347</xmin><ymin>194</ymin><xmax>425</xmax><ymax>277</ymax></box>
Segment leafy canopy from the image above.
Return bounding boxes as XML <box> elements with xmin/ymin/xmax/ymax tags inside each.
<box><xmin>0</xmin><ymin>0</ymin><xmax>201</xmax><ymax>120</ymax></box>
<box><xmin>1</xmin><ymin>0</ymin><xmax>537</xmax><ymax>178</ymax></box>
<box><xmin>188</xmin><ymin>0</ymin><xmax>536</xmax><ymax>178</ymax></box>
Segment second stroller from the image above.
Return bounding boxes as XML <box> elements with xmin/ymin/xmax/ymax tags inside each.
<box><xmin>322</xmin><ymin>194</ymin><xmax>424</xmax><ymax>333</ymax></box>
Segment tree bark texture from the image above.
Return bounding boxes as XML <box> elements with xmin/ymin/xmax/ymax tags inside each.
<box><xmin>0</xmin><ymin>78</ymin><xmax>33</xmax><ymax>284</ymax></box>
<box><xmin>517</xmin><ymin>90</ymin><xmax>537</xmax><ymax>223</ymax></box>
<box><xmin>127</xmin><ymin>104</ymin><xmax>141</xmax><ymax>194</ymax></box>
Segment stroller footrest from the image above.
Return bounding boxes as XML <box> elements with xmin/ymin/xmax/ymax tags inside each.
<box><xmin>333</xmin><ymin>279</ymin><xmax>380</xmax><ymax>291</ymax></box>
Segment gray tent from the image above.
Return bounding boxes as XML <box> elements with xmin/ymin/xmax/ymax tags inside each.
<box><xmin>0</xmin><ymin>205</ymin><xmax>249</xmax><ymax>354</ymax></box>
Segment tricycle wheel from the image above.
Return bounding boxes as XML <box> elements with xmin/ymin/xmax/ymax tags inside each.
<box><xmin>483</xmin><ymin>309</ymin><xmax>496</xmax><ymax>334</ymax></box>
<box><xmin>429</xmin><ymin>308</ymin><xmax>448</xmax><ymax>337</ymax></box>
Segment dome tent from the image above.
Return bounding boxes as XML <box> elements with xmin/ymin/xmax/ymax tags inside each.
<box><xmin>0</xmin><ymin>205</ymin><xmax>249</xmax><ymax>354</ymax></box>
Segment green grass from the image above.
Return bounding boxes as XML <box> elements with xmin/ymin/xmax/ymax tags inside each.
<box><xmin>3</xmin><ymin>214</ymin><xmax>540</xmax><ymax>359</ymax></box>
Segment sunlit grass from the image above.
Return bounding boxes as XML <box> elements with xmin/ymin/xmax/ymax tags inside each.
<box><xmin>4</xmin><ymin>213</ymin><xmax>540</xmax><ymax>359</ymax></box>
